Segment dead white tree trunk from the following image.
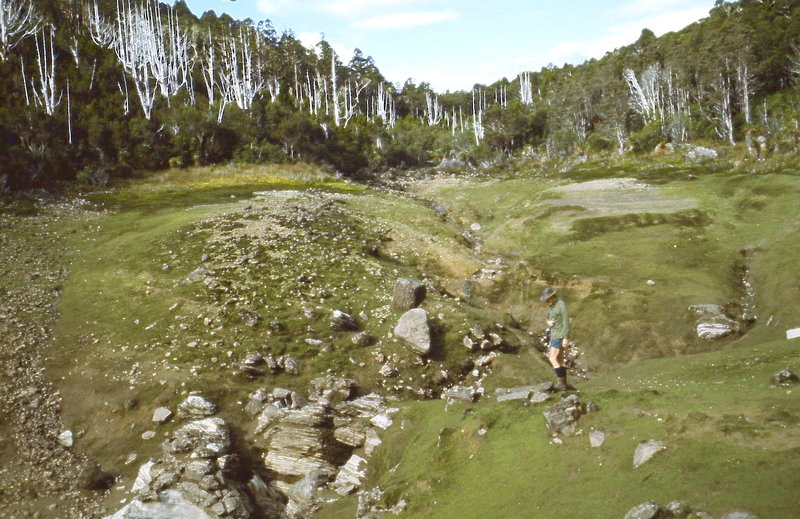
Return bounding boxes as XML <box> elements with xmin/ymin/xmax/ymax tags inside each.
<box><xmin>472</xmin><ymin>88</ymin><xmax>484</xmax><ymax>145</ymax></box>
<box><xmin>0</xmin><ymin>0</ymin><xmax>41</xmax><ymax>61</ymax></box>
<box><xmin>624</xmin><ymin>65</ymin><xmax>663</xmax><ymax>123</ymax></box>
<box><xmin>425</xmin><ymin>92</ymin><xmax>442</xmax><ymax>126</ymax></box>
<box><xmin>520</xmin><ymin>72</ymin><xmax>533</xmax><ymax>105</ymax></box>
<box><xmin>331</xmin><ymin>49</ymin><xmax>340</xmax><ymax>127</ymax></box>
<box><xmin>219</xmin><ymin>27</ymin><xmax>265</xmax><ymax>111</ymax></box>
<box><xmin>710</xmin><ymin>69</ymin><xmax>735</xmax><ymax>145</ymax></box>
<box><xmin>30</xmin><ymin>26</ymin><xmax>62</xmax><ymax>116</ymax></box>
<box><xmin>199</xmin><ymin>29</ymin><xmax>216</xmax><ymax>105</ymax></box>
<box><xmin>737</xmin><ymin>60</ymin><xmax>753</xmax><ymax>125</ymax></box>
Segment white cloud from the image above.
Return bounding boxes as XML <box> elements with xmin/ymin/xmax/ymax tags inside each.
<box><xmin>353</xmin><ymin>10</ymin><xmax>458</xmax><ymax>30</ymax></box>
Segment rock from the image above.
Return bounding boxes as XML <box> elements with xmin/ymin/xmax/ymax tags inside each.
<box><xmin>462</xmin><ymin>336</ymin><xmax>476</xmax><ymax>351</ymax></box>
<box><xmin>392</xmin><ymin>279</ymin><xmax>427</xmax><ymax>310</ymax></box>
<box><xmin>787</xmin><ymin>328</ymin><xmax>800</xmax><ymax>340</ymax></box>
<box><xmin>282</xmin><ymin>355</ymin><xmax>300</xmax><ymax>376</ymax></box>
<box><xmin>76</xmin><ymin>459</ymin><xmax>115</xmax><ymax>490</ymax></box>
<box><xmin>177</xmin><ymin>396</ymin><xmax>218</xmax><ymax>418</ymax></box>
<box><xmin>257</xmin><ymin>403</ymin><xmax>341</xmax><ymax>479</ymax></box>
<box><xmin>687</xmin><ymin>146</ymin><xmax>718</xmax><ymax>160</ymax></box>
<box><xmin>688</xmin><ymin>304</ymin><xmax>726</xmax><ymax>317</ymax></box>
<box><xmin>771</xmin><ymin>368</ymin><xmax>799</xmax><ymax>386</ymax></box>
<box><xmin>142</xmin><ymin>431</ymin><xmax>156</xmax><ymax>440</ymax></box>
<box><xmin>163</xmin><ymin>418</ymin><xmax>231</xmax><ymax>459</ymax></box>
<box><xmin>285</xmin><ymin>469</ymin><xmax>328</xmax><ymax>514</ymax></box>
<box><xmin>107</xmin><ymin>417</ymin><xmax>254</xmax><ymax>519</ymax></box>
<box><xmin>238</xmin><ymin>352</ymin><xmax>266</xmax><ymax>377</ymax></box>
<box><xmin>393</xmin><ymin>308</ymin><xmax>431</xmax><ymax>356</ymax></box>
<box><xmin>240</xmin><ymin>310</ymin><xmax>261</xmax><ymax>328</ymax></box>
<box><xmin>633</xmin><ymin>440</ymin><xmax>666</xmax><ymax>468</ymax></box>
<box><xmin>665</xmin><ymin>501</ymin><xmax>691</xmax><ymax>517</ymax></box>
<box><xmin>105</xmin><ymin>489</ymin><xmax>213</xmax><ymax>519</ymax></box>
<box><xmin>443</xmin><ymin>385</ymin><xmax>479</xmax><ymax>404</ymax></box>
<box><xmin>246</xmin><ymin>474</ymin><xmax>285</xmax><ymax>519</ymax></box>
<box><xmin>308</xmin><ymin>376</ymin><xmax>355</xmax><ymax>404</ymax></box>
<box><xmin>330</xmin><ymin>310</ymin><xmax>359</xmax><ymax>331</ymax></box>
<box><xmin>623</xmin><ymin>501</ymin><xmax>663</xmax><ymax>519</ymax></box>
<box><xmin>370</xmin><ymin>414</ymin><xmax>393</xmax><ymax>430</ymax></box>
<box><xmin>588</xmin><ymin>429</ymin><xmax>606</xmax><ymax>447</ymax></box>
<box><xmin>333</xmin><ymin>455</ymin><xmax>368</xmax><ymax>496</ymax></box>
<box><xmin>357</xmin><ymin>487</ymin><xmax>407</xmax><ymax>518</ymax></box>
<box><xmin>364</xmin><ymin>428</ymin><xmax>382</xmax><ymax>456</ymax></box>
<box><xmin>334</xmin><ymin>422</ymin><xmax>367</xmax><ymax>448</ymax></box>
<box><xmin>542</xmin><ymin>394</ymin><xmax>595</xmax><ymax>436</ymax></box>
<box><xmin>696</xmin><ymin>314</ymin><xmax>739</xmax><ymax>340</ymax></box>
<box><xmin>153</xmin><ymin>407</ymin><xmax>173</xmax><ymax>424</ymax></box>
<box><xmin>495</xmin><ymin>383</ymin><xmax>552</xmax><ymax>396</ymax></box>
<box><xmin>185</xmin><ymin>266</ymin><xmax>213</xmax><ymax>284</ymax></box>
<box><xmin>351</xmin><ymin>332</ymin><xmax>374</xmax><ymax>347</ymax></box>
<box><xmin>379</xmin><ymin>363</ymin><xmax>399</xmax><ymax>378</ymax></box>
<box><xmin>496</xmin><ymin>389</ymin><xmax>532</xmax><ymax>403</ymax></box>
<box><xmin>719</xmin><ymin>513</ymin><xmax>759</xmax><ymax>519</ymax></box>
<box><xmin>58</xmin><ymin>430</ymin><xmax>74</xmax><ymax>448</ymax></box>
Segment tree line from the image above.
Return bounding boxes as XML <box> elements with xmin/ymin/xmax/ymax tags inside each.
<box><xmin>1</xmin><ymin>0</ymin><xmax>799</xmax><ymax>191</ymax></box>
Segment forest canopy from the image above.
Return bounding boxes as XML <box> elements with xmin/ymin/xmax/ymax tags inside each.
<box><xmin>1</xmin><ymin>0</ymin><xmax>800</xmax><ymax>191</ymax></box>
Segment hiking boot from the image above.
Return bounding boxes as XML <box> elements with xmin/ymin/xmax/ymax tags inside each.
<box><xmin>553</xmin><ymin>378</ymin><xmax>568</xmax><ymax>391</ymax></box>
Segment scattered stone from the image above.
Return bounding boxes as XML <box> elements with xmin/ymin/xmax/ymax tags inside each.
<box><xmin>623</xmin><ymin>501</ymin><xmax>663</xmax><ymax>519</ymax></box>
<box><xmin>462</xmin><ymin>336</ymin><xmax>476</xmax><ymax>351</ymax></box>
<box><xmin>141</xmin><ymin>431</ymin><xmax>156</xmax><ymax>440</ymax></box>
<box><xmin>282</xmin><ymin>356</ymin><xmax>300</xmax><ymax>376</ymax></box>
<box><xmin>633</xmin><ymin>440</ymin><xmax>666</xmax><ymax>468</ymax></box>
<box><xmin>394</xmin><ymin>308</ymin><xmax>431</xmax><ymax>356</ymax></box>
<box><xmin>787</xmin><ymin>328</ymin><xmax>800</xmax><ymax>340</ymax></box>
<box><xmin>240</xmin><ymin>310</ymin><xmax>261</xmax><ymax>328</ymax></box>
<box><xmin>719</xmin><ymin>513</ymin><xmax>759</xmax><ymax>519</ymax></box>
<box><xmin>665</xmin><ymin>501</ymin><xmax>691</xmax><ymax>517</ymax></box>
<box><xmin>58</xmin><ymin>430</ymin><xmax>74</xmax><ymax>448</ymax></box>
<box><xmin>331</xmin><ymin>310</ymin><xmax>359</xmax><ymax>331</ymax></box>
<box><xmin>284</xmin><ymin>470</ymin><xmax>327</xmax><ymax>517</ymax></box>
<box><xmin>352</xmin><ymin>331</ymin><xmax>374</xmax><ymax>347</ymax></box>
<box><xmin>238</xmin><ymin>352</ymin><xmax>266</xmax><ymax>377</ymax></box>
<box><xmin>357</xmin><ymin>487</ymin><xmax>407</xmax><ymax>518</ymax></box>
<box><xmin>309</xmin><ymin>376</ymin><xmax>355</xmax><ymax>404</ymax></box>
<box><xmin>646</xmin><ymin>279</ymin><xmax>656</xmax><ymax>286</ymax></box>
<box><xmin>392</xmin><ymin>278</ymin><xmax>427</xmax><ymax>310</ymax></box>
<box><xmin>771</xmin><ymin>368</ymin><xmax>799</xmax><ymax>386</ymax></box>
<box><xmin>496</xmin><ymin>389</ymin><xmax>532</xmax><ymax>403</ymax></box>
<box><xmin>185</xmin><ymin>266</ymin><xmax>213</xmax><ymax>284</ymax></box>
<box><xmin>443</xmin><ymin>385</ymin><xmax>480</xmax><ymax>404</ymax></box>
<box><xmin>177</xmin><ymin>396</ymin><xmax>218</xmax><ymax>419</ymax></box>
<box><xmin>379</xmin><ymin>363</ymin><xmax>399</xmax><ymax>378</ymax></box>
<box><xmin>687</xmin><ymin>146</ymin><xmax>718</xmax><ymax>160</ymax></box>
<box><xmin>589</xmin><ymin>430</ymin><xmax>606</xmax><ymax>448</ymax></box>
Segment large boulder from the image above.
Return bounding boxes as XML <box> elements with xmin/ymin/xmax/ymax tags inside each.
<box><xmin>690</xmin><ymin>304</ymin><xmax>740</xmax><ymax>340</ymax></box>
<box><xmin>394</xmin><ymin>308</ymin><xmax>431</xmax><ymax>356</ymax></box>
<box><xmin>771</xmin><ymin>368</ymin><xmax>799</xmax><ymax>386</ymax></box>
<box><xmin>177</xmin><ymin>395</ymin><xmax>218</xmax><ymax>419</ymax></box>
<box><xmin>392</xmin><ymin>279</ymin><xmax>427</xmax><ymax>310</ymax></box>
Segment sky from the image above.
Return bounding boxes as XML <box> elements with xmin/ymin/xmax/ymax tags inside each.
<box><xmin>180</xmin><ymin>0</ymin><xmax>715</xmax><ymax>93</ymax></box>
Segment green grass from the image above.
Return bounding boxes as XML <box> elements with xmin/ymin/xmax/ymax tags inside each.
<box><xmin>411</xmin><ymin>161</ymin><xmax>800</xmax><ymax>370</ymax></box>
<box><xmin>319</xmin><ymin>339</ymin><xmax>800</xmax><ymax>519</ymax></box>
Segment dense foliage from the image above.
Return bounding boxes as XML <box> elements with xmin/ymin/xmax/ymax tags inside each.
<box><xmin>1</xmin><ymin>0</ymin><xmax>799</xmax><ymax>191</ymax></box>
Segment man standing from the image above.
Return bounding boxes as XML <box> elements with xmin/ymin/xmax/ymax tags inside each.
<box><xmin>540</xmin><ymin>287</ymin><xmax>574</xmax><ymax>391</ymax></box>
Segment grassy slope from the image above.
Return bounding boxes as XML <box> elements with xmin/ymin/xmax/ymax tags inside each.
<box><xmin>323</xmin><ymin>338</ymin><xmax>800</xmax><ymax>519</ymax></box>
<box><xmin>411</xmin><ymin>158</ymin><xmax>800</xmax><ymax>370</ymax></box>
<box><xmin>49</xmin><ymin>164</ymin><xmax>499</xmax><ymax>491</ymax></box>
<box><xmin>43</xmin><ymin>158</ymin><xmax>800</xmax><ymax>517</ymax></box>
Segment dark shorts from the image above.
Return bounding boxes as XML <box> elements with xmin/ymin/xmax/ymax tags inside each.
<box><xmin>549</xmin><ymin>338</ymin><xmax>564</xmax><ymax>349</ymax></box>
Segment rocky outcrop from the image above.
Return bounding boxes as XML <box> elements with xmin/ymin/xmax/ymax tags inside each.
<box><xmin>623</xmin><ymin>501</ymin><xmax>663</xmax><ymax>519</ymax></box>
<box><xmin>394</xmin><ymin>308</ymin><xmax>431</xmax><ymax>355</ymax></box>
<box><xmin>251</xmin><ymin>377</ymin><xmax>397</xmax><ymax>514</ymax></box>
<box><xmin>106</xmin><ymin>417</ymin><xmax>266</xmax><ymax>519</ymax></box>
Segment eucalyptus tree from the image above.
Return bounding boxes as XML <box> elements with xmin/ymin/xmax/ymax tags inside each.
<box><xmin>0</xmin><ymin>0</ymin><xmax>41</xmax><ymax>61</ymax></box>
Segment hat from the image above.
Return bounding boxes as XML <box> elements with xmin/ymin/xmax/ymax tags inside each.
<box><xmin>539</xmin><ymin>287</ymin><xmax>557</xmax><ymax>302</ymax></box>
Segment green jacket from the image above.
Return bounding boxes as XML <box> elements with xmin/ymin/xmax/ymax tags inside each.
<box><xmin>547</xmin><ymin>299</ymin><xmax>570</xmax><ymax>339</ymax></box>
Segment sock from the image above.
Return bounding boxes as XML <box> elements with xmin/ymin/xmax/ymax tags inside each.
<box><xmin>554</xmin><ymin>367</ymin><xmax>566</xmax><ymax>378</ymax></box>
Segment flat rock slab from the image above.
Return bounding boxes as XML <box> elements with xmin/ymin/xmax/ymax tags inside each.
<box><xmin>633</xmin><ymin>440</ymin><xmax>666</xmax><ymax>468</ymax></box>
<box><xmin>623</xmin><ymin>501</ymin><xmax>662</xmax><ymax>519</ymax></box>
<box><xmin>589</xmin><ymin>430</ymin><xmax>605</xmax><ymax>448</ymax></box>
